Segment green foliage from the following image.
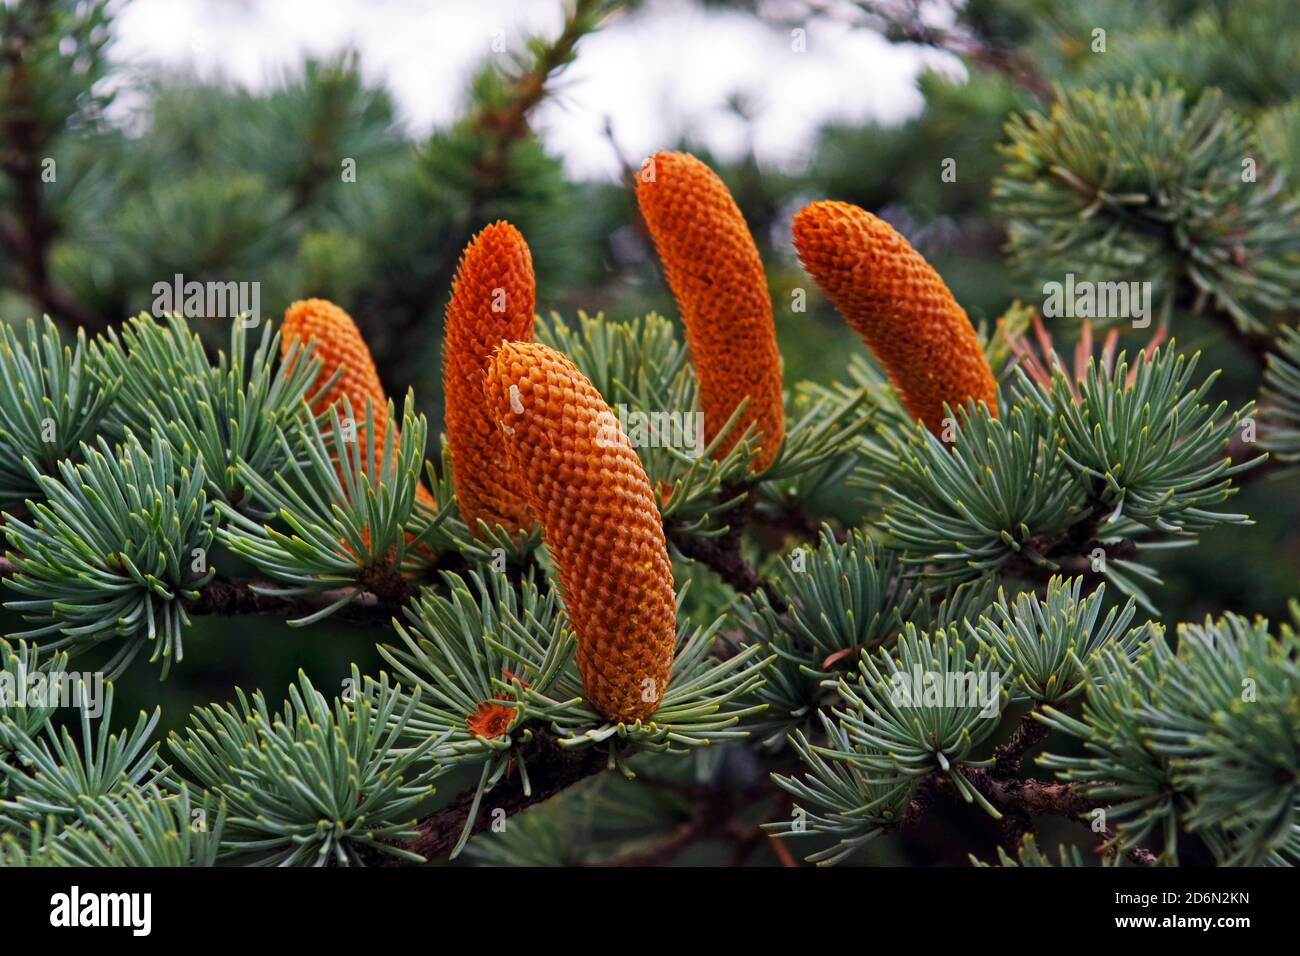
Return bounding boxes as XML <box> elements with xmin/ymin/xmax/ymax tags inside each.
<box><xmin>970</xmin><ymin>834</ymin><xmax>1094</xmax><ymax>867</ymax></box>
<box><xmin>768</xmin><ymin>713</ymin><xmax>916</xmax><ymax>865</ymax></box>
<box><xmin>168</xmin><ymin>669</ymin><xmax>444</xmax><ymax>866</ymax></box>
<box><xmin>736</xmin><ymin>527</ymin><xmax>914</xmax><ymax>747</ymax></box>
<box><xmin>1035</xmin><ymin>643</ymin><xmax>1179</xmax><ymax>859</ymax></box>
<box><xmin>762</xmin><ymin>374</ymin><xmax>876</xmax><ymax>486</ymax></box>
<box><xmin>836</xmin><ymin>623</ymin><xmax>1008</xmax><ymax>816</ymax></box>
<box><xmin>0</xmin><ymin>684</ymin><xmax>163</xmax><ymax>830</ymax></box>
<box><xmin>2</xmin><ymin>431</ymin><xmax>215</xmax><ymax>678</ymax></box>
<box><xmin>1031</xmin><ymin>346</ymin><xmax>1257</xmax><ymax>532</ymax></box>
<box><xmin>517</xmin><ymin>589</ymin><xmax>771</xmax><ymax>757</ymax></box>
<box><xmin>0</xmin><ymin>0</ymin><xmax>1295</xmax><ymax>872</ymax></box>
<box><xmin>379</xmin><ymin>570</ymin><xmax>577</xmax><ymax>857</ymax></box>
<box><xmin>465</xmin><ymin>764</ymin><xmax>698</xmax><ymax>867</ymax></box>
<box><xmin>1145</xmin><ymin>614</ymin><xmax>1300</xmax><ymax>865</ymax></box>
<box><xmin>45</xmin><ymin>785</ymin><xmax>225</xmax><ymax>867</ymax></box>
<box><xmin>755</xmin><ymin>373</ymin><xmax>875</xmax><ymax>522</ymax></box>
<box><xmin>0</xmin><ymin>820</ymin><xmax>61</xmax><ymax>867</ymax></box>
<box><xmin>536</xmin><ymin>310</ymin><xmax>874</xmax><ymax>531</ymax></box>
<box><xmin>382</xmin><ymin>570</ymin><xmax>568</xmax><ymax>764</ymax></box>
<box><xmin>860</xmin><ymin>346</ymin><xmax>1257</xmax><ymax>609</ymax></box>
<box><xmin>1261</xmin><ymin>324</ymin><xmax>1300</xmax><ymax>460</ymax></box>
<box><xmin>996</xmin><ymin>84</ymin><xmax>1300</xmax><ymax>332</ymax></box>
<box><xmin>0</xmin><ymin>638</ymin><xmax>67</xmax><ymax>749</ymax></box>
<box><xmin>865</xmin><ymin>403</ymin><xmax>1081</xmax><ymax>581</ymax></box>
<box><xmin>772</xmin><ymin>577</ymin><xmax>1165</xmax><ymax>864</ymax></box>
<box><xmin>537</xmin><ymin>311</ymin><xmax>691</xmax><ymax>425</ymax></box>
<box><xmin>536</xmin><ymin>310</ymin><xmax>756</xmax><ymax>527</ymax></box>
<box><xmin>972</xmin><ymin>577</ymin><xmax>1155</xmax><ymax>704</ymax></box>
<box><xmin>0</xmin><ymin>317</ymin><xmax>118</xmax><ymax>508</ymax></box>
<box><xmin>1038</xmin><ymin>610</ymin><xmax>1300</xmax><ymax>865</ymax></box>
<box><xmin>1258</xmin><ymin>102</ymin><xmax>1300</xmax><ymax>182</ymax></box>
<box><xmin>0</xmin><ymin>1</ymin><xmax>115</xmax><ymax>136</ymax></box>
<box><xmin>217</xmin><ymin>396</ymin><xmax>445</xmax><ymax>622</ymax></box>
<box><xmin>91</xmin><ymin>312</ymin><xmax>321</xmax><ymax>508</ymax></box>
<box><xmin>463</xmin><ymin>788</ymin><xmax>596</xmax><ymax>866</ymax></box>
<box><xmin>1073</xmin><ymin>0</ymin><xmax>1300</xmax><ymax>111</ymax></box>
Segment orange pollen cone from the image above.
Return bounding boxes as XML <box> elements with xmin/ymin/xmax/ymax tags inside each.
<box><xmin>636</xmin><ymin>151</ymin><xmax>785</xmax><ymax>470</ymax></box>
<box><xmin>442</xmin><ymin>222</ymin><xmax>536</xmax><ymax>536</ymax></box>
<box><xmin>486</xmin><ymin>341</ymin><xmax>676</xmax><ymax>723</ymax></box>
<box><xmin>791</xmin><ymin>200</ymin><xmax>997</xmax><ymax>433</ymax></box>
<box><xmin>280</xmin><ymin>297</ymin><xmax>436</xmax><ymax>510</ymax></box>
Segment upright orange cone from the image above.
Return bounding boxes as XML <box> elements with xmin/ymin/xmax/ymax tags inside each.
<box><xmin>791</xmin><ymin>201</ymin><xmax>997</xmax><ymax>433</ymax></box>
<box><xmin>636</xmin><ymin>151</ymin><xmax>785</xmax><ymax>470</ymax></box>
<box><xmin>281</xmin><ymin>298</ymin><xmax>436</xmax><ymax>509</ymax></box>
<box><xmin>486</xmin><ymin>341</ymin><xmax>676</xmax><ymax>723</ymax></box>
<box><xmin>442</xmin><ymin>222</ymin><xmax>535</xmax><ymax>536</ymax></box>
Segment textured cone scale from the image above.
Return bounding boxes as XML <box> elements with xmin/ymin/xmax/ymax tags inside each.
<box><xmin>486</xmin><ymin>341</ymin><xmax>676</xmax><ymax>723</ymax></box>
<box><xmin>443</xmin><ymin>222</ymin><xmax>536</xmax><ymax>535</ymax></box>
<box><xmin>636</xmin><ymin>151</ymin><xmax>784</xmax><ymax>470</ymax></box>
<box><xmin>791</xmin><ymin>201</ymin><xmax>998</xmax><ymax>433</ymax></box>
<box><xmin>281</xmin><ymin>298</ymin><xmax>436</xmax><ymax>510</ymax></box>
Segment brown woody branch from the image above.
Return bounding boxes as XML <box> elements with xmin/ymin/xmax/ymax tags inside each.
<box><xmin>0</xmin><ymin>555</ymin><xmax>412</xmax><ymax>625</ymax></box>
<box><xmin>667</xmin><ymin>524</ymin><xmax>786</xmax><ymax>611</ymax></box>
<box><xmin>992</xmin><ymin>708</ymin><xmax>1051</xmax><ymax>777</ymax></box>
<box><xmin>889</xmin><ymin>714</ymin><xmax>1158</xmax><ymax>864</ymax></box>
<box><xmin>0</xmin><ymin>499</ymin><xmax>775</xmax><ymax>622</ymax></box>
<box><xmin>999</xmin><ymin>508</ymin><xmax>1137</xmax><ymax>591</ymax></box>
<box><xmin>381</xmin><ymin>733</ymin><xmax>609</xmax><ymax>865</ymax></box>
<box><xmin>881</xmin><ymin>12</ymin><xmax>1051</xmax><ymax>100</ymax></box>
<box><xmin>0</xmin><ymin>6</ymin><xmax>104</xmax><ymax>332</ymax></box>
<box><xmin>666</xmin><ymin>483</ymin><xmax>788</xmax><ymax>610</ymax></box>
<box><xmin>929</xmin><ymin>770</ymin><xmax>1157</xmax><ymax>865</ymax></box>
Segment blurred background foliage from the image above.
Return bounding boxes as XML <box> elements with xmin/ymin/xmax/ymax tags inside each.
<box><xmin>2</xmin><ymin>0</ymin><xmax>1298</xmax><ymax>863</ymax></box>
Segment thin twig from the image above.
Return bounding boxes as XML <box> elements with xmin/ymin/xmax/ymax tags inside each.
<box><xmin>0</xmin><ymin>4</ymin><xmax>103</xmax><ymax>331</ymax></box>
<box><xmin>0</xmin><ymin>556</ymin><xmax>410</xmax><ymax>625</ymax></box>
<box><xmin>365</xmin><ymin>0</ymin><xmax>610</xmax><ymax>392</ymax></box>
<box><xmin>666</xmin><ymin>485</ymin><xmax>787</xmax><ymax>610</ymax></box>
<box><xmin>381</xmin><ymin>734</ymin><xmax>609</xmax><ymax>865</ymax></box>
<box><xmin>992</xmin><ymin>708</ymin><xmax>1050</xmax><ymax>777</ymax></box>
<box><xmin>930</xmin><ymin>770</ymin><xmax>1158</xmax><ymax>866</ymax></box>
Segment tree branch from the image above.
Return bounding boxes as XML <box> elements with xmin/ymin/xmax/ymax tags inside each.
<box><xmin>0</xmin><ymin>5</ymin><xmax>104</xmax><ymax>332</ymax></box>
<box><xmin>365</xmin><ymin>0</ymin><xmax>612</xmax><ymax>393</ymax></box>
<box><xmin>382</xmin><ymin>734</ymin><xmax>609</xmax><ymax>865</ymax></box>
<box><xmin>0</xmin><ymin>555</ymin><xmax>411</xmax><ymax>625</ymax></box>
<box><xmin>666</xmin><ymin>484</ymin><xmax>788</xmax><ymax>610</ymax></box>
<box><xmin>999</xmin><ymin>508</ymin><xmax>1138</xmax><ymax>590</ymax></box>
<box><xmin>992</xmin><ymin>708</ymin><xmax>1050</xmax><ymax>777</ymax></box>
<box><xmin>667</xmin><ymin>525</ymin><xmax>785</xmax><ymax>610</ymax></box>
<box><xmin>185</xmin><ymin>575</ymin><xmax>409</xmax><ymax>625</ymax></box>
<box><xmin>931</xmin><ymin>769</ymin><xmax>1158</xmax><ymax>866</ymax></box>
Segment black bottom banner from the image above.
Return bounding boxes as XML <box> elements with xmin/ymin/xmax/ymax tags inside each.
<box><xmin>0</xmin><ymin>864</ymin><xmax>1278</xmax><ymax>942</ymax></box>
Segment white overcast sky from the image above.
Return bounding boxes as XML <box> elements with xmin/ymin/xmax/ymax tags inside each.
<box><xmin>110</xmin><ymin>0</ymin><xmax>959</xmax><ymax>180</ymax></box>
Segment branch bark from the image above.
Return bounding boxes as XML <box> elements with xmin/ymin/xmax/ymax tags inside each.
<box><xmin>0</xmin><ymin>7</ymin><xmax>104</xmax><ymax>332</ymax></box>
<box><xmin>999</xmin><ymin>508</ymin><xmax>1138</xmax><ymax>590</ymax></box>
<box><xmin>932</xmin><ymin>769</ymin><xmax>1158</xmax><ymax>866</ymax></box>
<box><xmin>666</xmin><ymin>485</ymin><xmax>787</xmax><ymax>610</ymax></box>
<box><xmin>382</xmin><ymin>734</ymin><xmax>609</xmax><ymax>865</ymax></box>
<box><xmin>0</xmin><ymin>556</ymin><xmax>410</xmax><ymax>625</ymax></box>
<box><xmin>992</xmin><ymin>708</ymin><xmax>1051</xmax><ymax>777</ymax></box>
<box><xmin>667</xmin><ymin>525</ymin><xmax>785</xmax><ymax>610</ymax></box>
